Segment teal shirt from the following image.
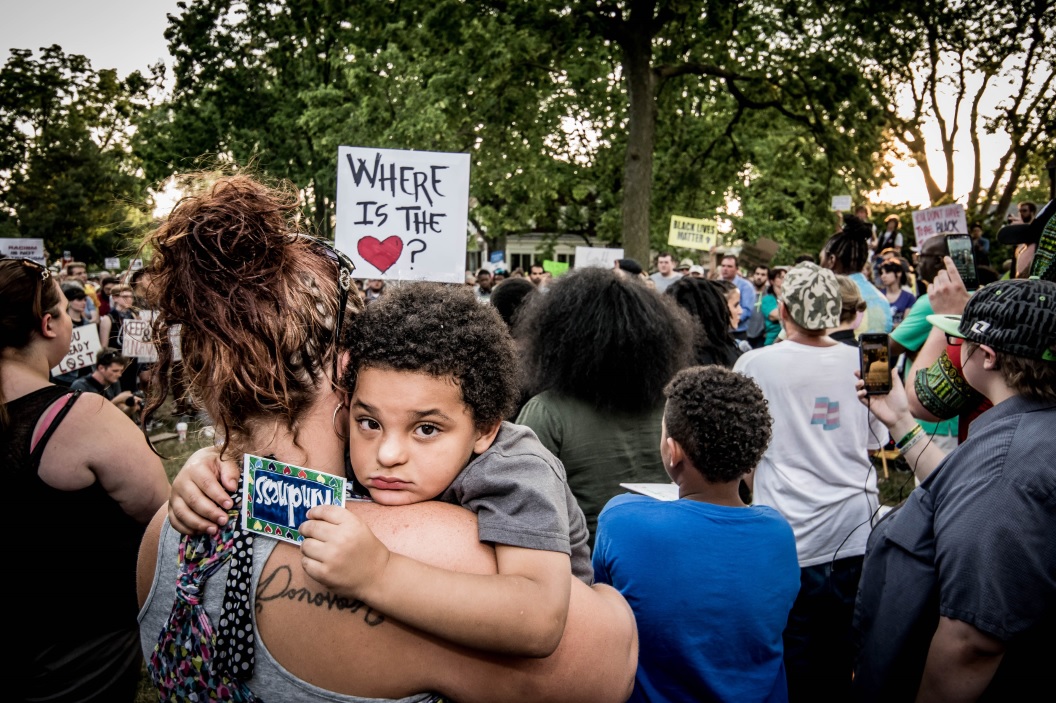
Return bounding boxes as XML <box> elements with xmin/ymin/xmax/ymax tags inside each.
<box><xmin>761</xmin><ymin>294</ymin><xmax>782</xmax><ymax>345</ymax></box>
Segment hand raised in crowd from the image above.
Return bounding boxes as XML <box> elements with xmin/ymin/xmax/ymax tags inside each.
<box><xmin>854</xmin><ymin>368</ymin><xmax>913</xmax><ymax>433</ymax></box>
<box><xmin>928</xmin><ymin>256</ymin><xmax>972</xmax><ymax>316</ymax></box>
<box><xmin>168</xmin><ymin>446</ymin><xmax>240</xmax><ymax>535</ymax></box>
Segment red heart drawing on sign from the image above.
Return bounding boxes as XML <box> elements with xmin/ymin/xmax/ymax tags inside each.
<box><xmin>357</xmin><ymin>236</ymin><xmax>403</xmax><ymax>273</ymax></box>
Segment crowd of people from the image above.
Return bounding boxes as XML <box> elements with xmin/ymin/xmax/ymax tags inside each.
<box><xmin>4</xmin><ymin>173</ymin><xmax>1053</xmax><ymax>702</ymax></box>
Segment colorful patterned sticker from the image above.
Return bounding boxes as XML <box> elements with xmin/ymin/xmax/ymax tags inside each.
<box><xmin>241</xmin><ymin>454</ymin><xmax>346</xmax><ymax>544</ymax></box>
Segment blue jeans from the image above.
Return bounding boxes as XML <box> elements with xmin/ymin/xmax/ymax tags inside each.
<box><xmin>784</xmin><ymin>556</ymin><xmax>864</xmax><ymax>703</ymax></box>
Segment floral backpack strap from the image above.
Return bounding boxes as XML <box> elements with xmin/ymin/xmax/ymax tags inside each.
<box><xmin>148</xmin><ymin>474</ymin><xmax>261</xmax><ymax>702</ymax></box>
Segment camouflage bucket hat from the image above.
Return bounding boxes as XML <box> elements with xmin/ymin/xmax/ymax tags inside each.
<box><xmin>779</xmin><ymin>262</ymin><xmax>841</xmax><ymax>330</ymax></box>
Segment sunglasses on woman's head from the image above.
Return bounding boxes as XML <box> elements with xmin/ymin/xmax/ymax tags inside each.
<box><xmin>295</xmin><ymin>235</ymin><xmax>356</xmax><ymax>375</ymax></box>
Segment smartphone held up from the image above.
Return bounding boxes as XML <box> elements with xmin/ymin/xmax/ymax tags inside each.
<box><xmin>945</xmin><ymin>234</ymin><xmax>979</xmax><ymax>290</ymax></box>
<box><xmin>860</xmin><ymin>333</ymin><xmax>892</xmax><ymax>395</ymax></box>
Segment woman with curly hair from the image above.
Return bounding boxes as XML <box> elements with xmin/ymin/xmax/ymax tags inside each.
<box><xmin>821</xmin><ymin>214</ymin><xmax>893</xmax><ymax>335</ymax></box>
<box><xmin>138</xmin><ymin>172</ymin><xmax>636</xmax><ymax>703</ymax></box>
<box><xmin>593</xmin><ymin>365</ymin><xmax>800</xmax><ymax>702</ymax></box>
<box><xmin>514</xmin><ymin>267</ymin><xmax>694</xmax><ymax>542</ymax></box>
<box><xmin>665</xmin><ymin>276</ymin><xmax>744</xmax><ymax>367</ymax></box>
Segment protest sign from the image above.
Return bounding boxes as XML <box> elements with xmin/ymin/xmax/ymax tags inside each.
<box><xmin>911</xmin><ymin>203</ymin><xmax>967</xmax><ymax>246</ymax></box>
<box><xmin>121</xmin><ymin>312</ymin><xmax>157</xmax><ymax>361</ymax></box>
<box><xmin>737</xmin><ymin>238</ymin><xmax>781</xmax><ymax>270</ymax></box>
<box><xmin>668</xmin><ymin>215</ymin><xmax>718</xmax><ymax>251</ymax></box>
<box><xmin>51</xmin><ymin>325</ymin><xmax>102</xmax><ymax>376</ymax></box>
<box><xmin>0</xmin><ymin>238</ymin><xmax>45</xmax><ymax>265</ymax></box>
<box><xmin>574</xmin><ymin>246</ymin><xmax>623</xmax><ymax>269</ymax></box>
<box><xmin>130</xmin><ymin>258</ymin><xmax>144</xmax><ymax>271</ymax></box>
<box><xmin>242</xmin><ymin>454</ymin><xmax>346</xmax><ymax>545</ymax></box>
<box><xmin>489</xmin><ymin>251</ymin><xmax>504</xmax><ymax>264</ymax></box>
<box><xmin>831</xmin><ymin>195</ymin><xmax>853</xmax><ymax>211</ymax></box>
<box><xmin>542</xmin><ymin>259</ymin><xmax>569</xmax><ymax>276</ymax></box>
<box><xmin>104</xmin><ymin>257</ymin><xmax>121</xmax><ymax>270</ymax></box>
<box><xmin>336</xmin><ymin>146</ymin><xmax>470</xmax><ymax>283</ymax></box>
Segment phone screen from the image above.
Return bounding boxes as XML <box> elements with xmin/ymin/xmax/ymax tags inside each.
<box><xmin>946</xmin><ymin>234</ymin><xmax>979</xmax><ymax>290</ymax></box>
<box><xmin>860</xmin><ymin>334</ymin><xmax>892</xmax><ymax>395</ymax></box>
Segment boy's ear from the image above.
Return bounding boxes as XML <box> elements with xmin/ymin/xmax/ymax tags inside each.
<box><xmin>665</xmin><ymin>436</ymin><xmax>686</xmax><ymax>473</ymax></box>
<box><xmin>472</xmin><ymin>420</ymin><xmax>503</xmax><ymax>454</ymax></box>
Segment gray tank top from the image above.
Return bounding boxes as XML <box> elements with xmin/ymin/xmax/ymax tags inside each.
<box><xmin>138</xmin><ymin>517</ymin><xmax>439</xmax><ymax>702</ymax></box>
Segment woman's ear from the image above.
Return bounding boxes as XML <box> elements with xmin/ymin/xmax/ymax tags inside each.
<box><xmin>39</xmin><ymin>312</ymin><xmax>59</xmax><ymax>340</ymax></box>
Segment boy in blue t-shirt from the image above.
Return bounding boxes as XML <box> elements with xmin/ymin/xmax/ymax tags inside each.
<box><xmin>593</xmin><ymin>365</ymin><xmax>800</xmax><ymax>702</ymax></box>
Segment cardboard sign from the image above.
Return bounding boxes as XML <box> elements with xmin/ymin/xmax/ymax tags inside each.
<box><xmin>104</xmin><ymin>257</ymin><xmax>121</xmax><ymax>270</ymax></box>
<box><xmin>0</xmin><ymin>238</ymin><xmax>45</xmax><ymax>265</ymax></box>
<box><xmin>574</xmin><ymin>246</ymin><xmax>624</xmax><ymax>269</ymax></box>
<box><xmin>667</xmin><ymin>215</ymin><xmax>718</xmax><ymax>251</ymax></box>
<box><xmin>242</xmin><ymin>454</ymin><xmax>346</xmax><ymax>544</ymax></box>
<box><xmin>51</xmin><ymin>325</ymin><xmax>102</xmax><ymax>375</ymax></box>
<box><xmin>831</xmin><ymin>195</ymin><xmax>853</xmax><ymax>211</ymax></box>
<box><xmin>911</xmin><ymin>204</ymin><xmax>967</xmax><ymax>245</ymax></box>
<box><xmin>737</xmin><ymin>238</ymin><xmax>781</xmax><ymax>270</ymax></box>
<box><xmin>121</xmin><ymin>312</ymin><xmax>157</xmax><ymax>361</ymax></box>
<box><xmin>336</xmin><ymin>146</ymin><xmax>470</xmax><ymax>283</ymax></box>
<box><xmin>542</xmin><ymin>259</ymin><xmax>569</xmax><ymax>276</ymax></box>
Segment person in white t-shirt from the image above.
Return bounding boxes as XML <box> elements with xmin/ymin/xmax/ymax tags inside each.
<box><xmin>733</xmin><ymin>262</ymin><xmax>887</xmax><ymax>703</ymax></box>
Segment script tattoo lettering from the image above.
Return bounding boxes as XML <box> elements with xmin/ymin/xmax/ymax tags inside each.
<box><xmin>257</xmin><ymin>565</ymin><xmax>385</xmax><ymax>626</ymax></box>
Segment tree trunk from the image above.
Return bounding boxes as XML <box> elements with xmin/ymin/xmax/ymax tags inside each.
<box><xmin>619</xmin><ymin>12</ymin><xmax>657</xmax><ymax>267</ymax></box>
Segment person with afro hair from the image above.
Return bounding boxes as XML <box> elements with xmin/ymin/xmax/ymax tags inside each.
<box><xmin>300</xmin><ymin>281</ymin><xmax>591</xmax><ymax>659</ymax></box>
<box><xmin>593</xmin><ymin>365</ymin><xmax>799</xmax><ymax>703</ymax></box>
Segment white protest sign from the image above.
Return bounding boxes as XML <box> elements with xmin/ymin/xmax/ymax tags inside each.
<box><xmin>574</xmin><ymin>246</ymin><xmax>623</xmax><ymax>269</ymax></box>
<box><xmin>0</xmin><ymin>238</ymin><xmax>46</xmax><ymax>265</ymax></box>
<box><xmin>51</xmin><ymin>325</ymin><xmax>102</xmax><ymax>376</ymax></box>
<box><xmin>169</xmin><ymin>323</ymin><xmax>182</xmax><ymax>362</ymax></box>
<box><xmin>831</xmin><ymin>195</ymin><xmax>853</xmax><ymax>211</ymax></box>
<box><xmin>336</xmin><ymin>146</ymin><xmax>470</xmax><ymax>283</ymax></box>
<box><xmin>667</xmin><ymin>215</ymin><xmax>718</xmax><ymax>251</ymax></box>
<box><xmin>911</xmin><ymin>203</ymin><xmax>967</xmax><ymax>245</ymax></box>
<box><xmin>104</xmin><ymin>257</ymin><xmax>121</xmax><ymax>270</ymax></box>
<box><xmin>130</xmin><ymin>258</ymin><xmax>144</xmax><ymax>271</ymax></box>
<box><xmin>121</xmin><ymin>310</ymin><xmax>157</xmax><ymax>361</ymax></box>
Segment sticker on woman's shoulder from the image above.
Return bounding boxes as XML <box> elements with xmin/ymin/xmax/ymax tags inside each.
<box><xmin>242</xmin><ymin>454</ymin><xmax>346</xmax><ymax>544</ymax></box>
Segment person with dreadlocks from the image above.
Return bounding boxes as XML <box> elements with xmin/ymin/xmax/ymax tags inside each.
<box><xmin>665</xmin><ymin>276</ymin><xmax>745</xmax><ymax>367</ymax></box>
<box><xmin>821</xmin><ymin>214</ymin><xmax>893</xmax><ymax>336</ymax></box>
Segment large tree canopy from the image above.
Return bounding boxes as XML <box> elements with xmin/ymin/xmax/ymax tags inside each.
<box><xmin>0</xmin><ymin>46</ymin><xmax>158</xmax><ymax>262</ymax></box>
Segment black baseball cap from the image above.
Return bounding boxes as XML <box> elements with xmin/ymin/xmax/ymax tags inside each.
<box><xmin>616</xmin><ymin>258</ymin><xmax>643</xmax><ymax>275</ymax></box>
<box><xmin>998</xmin><ymin>199</ymin><xmax>1054</xmax><ymax>245</ymax></box>
<box><xmin>927</xmin><ymin>278</ymin><xmax>1056</xmax><ymax>361</ymax></box>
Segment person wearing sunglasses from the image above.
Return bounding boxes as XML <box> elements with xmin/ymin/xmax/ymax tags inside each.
<box><xmin>137</xmin><ymin>173</ymin><xmax>636</xmax><ymax>703</ymax></box>
<box><xmin>0</xmin><ymin>256</ymin><xmax>170</xmax><ymax>702</ymax></box>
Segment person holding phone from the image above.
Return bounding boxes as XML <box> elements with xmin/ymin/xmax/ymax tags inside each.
<box><xmin>852</xmin><ymin>278</ymin><xmax>1056</xmax><ymax>702</ymax></box>
<box><xmin>733</xmin><ymin>262</ymin><xmax>888</xmax><ymax>702</ymax></box>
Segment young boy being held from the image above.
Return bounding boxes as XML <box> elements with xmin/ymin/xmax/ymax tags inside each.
<box><xmin>297</xmin><ymin>282</ymin><xmax>591</xmax><ymax>656</ymax></box>
<box><xmin>171</xmin><ymin>283</ymin><xmax>590</xmax><ymax>656</ymax></box>
<box><xmin>593</xmin><ymin>365</ymin><xmax>800</xmax><ymax>702</ymax></box>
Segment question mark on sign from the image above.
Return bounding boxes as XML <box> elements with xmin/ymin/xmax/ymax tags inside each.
<box><xmin>407</xmin><ymin>239</ymin><xmax>427</xmax><ymax>268</ymax></box>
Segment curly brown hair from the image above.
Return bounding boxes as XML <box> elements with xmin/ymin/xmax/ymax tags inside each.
<box><xmin>341</xmin><ymin>282</ymin><xmax>518</xmax><ymax>430</ymax></box>
<box><xmin>142</xmin><ymin>173</ymin><xmax>363</xmax><ymax>456</ymax></box>
<box><xmin>663</xmin><ymin>365</ymin><xmax>772</xmax><ymax>483</ymax></box>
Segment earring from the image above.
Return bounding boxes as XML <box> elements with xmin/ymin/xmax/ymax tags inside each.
<box><xmin>332</xmin><ymin>402</ymin><xmax>349</xmax><ymax>440</ymax></box>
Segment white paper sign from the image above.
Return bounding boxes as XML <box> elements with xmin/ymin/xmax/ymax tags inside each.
<box><xmin>574</xmin><ymin>246</ymin><xmax>624</xmax><ymax>269</ymax></box>
<box><xmin>130</xmin><ymin>258</ymin><xmax>144</xmax><ymax>271</ymax></box>
<box><xmin>104</xmin><ymin>257</ymin><xmax>121</xmax><ymax>270</ymax></box>
<box><xmin>51</xmin><ymin>325</ymin><xmax>102</xmax><ymax>375</ymax></box>
<box><xmin>336</xmin><ymin>146</ymin><xmax>470</xmax><ymax>283</ymax></box>
<box><xmin>0</xmin><ymin>238</ymin><xmax>46</xmax><ymax>265</ymax></box>
<box><xmin>619</xmin><ymin>483</ymin><xmax>680</xmax><ymax>501</ymax></box>
<box><xmin>831</xmin><ymin>195</ymin><xmax>853</xmax><ymax>211</ymax></box>
<box><xmin>911</xmin><ymin>203</ymin><xmax>967</xmax><ymax>245</ymax></box>
<box><xmin>121</xmin><ymin>310</ymin><xmax>157</xmax><ymax>361</ymax></box>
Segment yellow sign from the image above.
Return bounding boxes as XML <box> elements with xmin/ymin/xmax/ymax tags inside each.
<box><xmin>668</xmin><ymin>215</ymin><xmax>718</xmax><ymax>251</ymax></box>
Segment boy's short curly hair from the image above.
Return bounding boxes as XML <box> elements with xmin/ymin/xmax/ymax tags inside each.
<box><xmin>341</xmin><ymin>282</ymin><xmax>518</xmax><ymax>429</ymax></box>
<box><xmin>663</xmin><ymin>366</ymin><xmax>772</xmax><ymax>483</ymax></box>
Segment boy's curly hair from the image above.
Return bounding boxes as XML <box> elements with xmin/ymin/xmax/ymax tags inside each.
<box><xmin>341</xmin><ymin>282</ymin><xmax>518</xmax><ymax>430</ymax></box>
<box><xmin>663</xmin><ymin>366</ymin><xmax>772</xmax><ymax>483</ymax></box>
